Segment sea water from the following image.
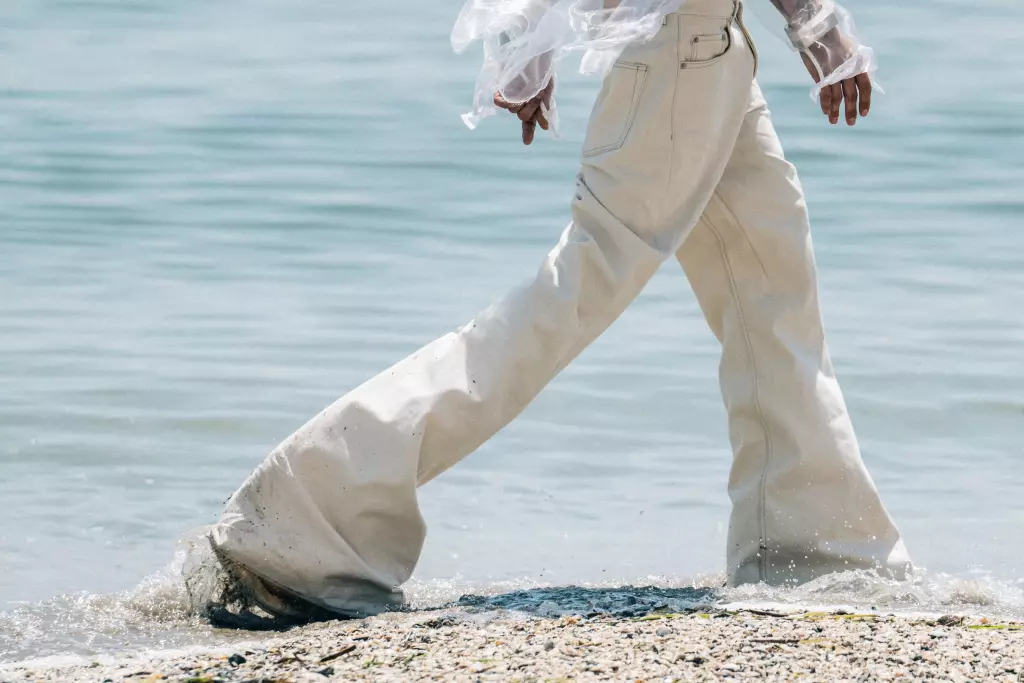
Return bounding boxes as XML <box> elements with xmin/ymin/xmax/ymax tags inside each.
<box><xmin>1</xmin><ymin>0</ymin><xmax>1023</xmax><ymax>664</ymax></box>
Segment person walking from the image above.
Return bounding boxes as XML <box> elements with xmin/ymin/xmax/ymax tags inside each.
<box><xmin>192</xmin><ymin>0</ymin><xmax>912</xmax><ymax>627</ymax></box>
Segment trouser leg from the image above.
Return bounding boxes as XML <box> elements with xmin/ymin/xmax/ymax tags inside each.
<box><xmin>211</xmin><ymin>0</ymin><xmax>757</xmax><ymax>616</ymax></box>
<box><xmin>212</xmin><ymin>193</ymin><xmax>667</xmax><ymax>614</ymax></box>
<box><xmin>677</xmin><ymin>82</ymin><xmax>912</xmax><ymax>586</ymax></box>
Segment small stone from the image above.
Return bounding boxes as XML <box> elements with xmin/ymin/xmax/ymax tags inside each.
<box><xmin>655</xmin><ymin>627</ymin><xmax>673</xmax><ymax>637</ymax></box>
<box><xmin>544</xmin><ymin>640</ymin><xmax>555</xmax><ymax>651</ymax></box>
<box><xmin>228</xmin><ymin>654</ymin><xmax>247</xmax><ymax>666</ymax></box>
<box><xmin>319</xmin><ymin>665</ymin><xmax>336</xmax><ymax>676</ymax></box>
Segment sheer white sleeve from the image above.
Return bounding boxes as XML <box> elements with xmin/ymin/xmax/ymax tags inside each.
<box><xmin>451</xmin><ymin>0</ymin><xmax>684</xmax><ymax>133</ymax></box>
<box><xmin>747</xmin><ymin>0</ymin><xmax>879</xmax><ymax>101</ymax></box>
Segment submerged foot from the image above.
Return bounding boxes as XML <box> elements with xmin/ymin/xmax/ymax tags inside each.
<box><xmin>181</xmin><ymin>533</ymin><xmax>342</xmax><ymax>630</ymax></box>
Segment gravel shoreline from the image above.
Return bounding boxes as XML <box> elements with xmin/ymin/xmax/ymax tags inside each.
<box><xmin>2</xmin><ymin>606</ymin><xmax>1021</xmax><ymax>682</ymax></box>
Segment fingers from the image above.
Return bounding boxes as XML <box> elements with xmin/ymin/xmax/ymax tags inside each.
<box><xmin>524</xmin><ymin>107</ymin><xmax>548</xmax><ymax>141</ymax></box>
<box><xmin>522</xmin><ymin>119</ymin><xmax>537</xmax><ymax>146</ymax></box>
<box><xmin>495</xmin><ymin>85</ymin><xmax>553</xmax><ymax>144</ymax></box>
<box><xmin>842</xmin><ymin>78</ymin><xmax>858</xmax><ymax>125</ymax></box>
<box><xmin>828</xmin><ymin>83</ymin><xmax>842</xmax><ymax>124</ymax></box>
<box><xmin>538</xmin><ymin>80</ymin><xmax>554</xmax><ymax>131</ymax></box>
<box><xmin>517</xmin><ymin>99</ymin><xmax>540</xmax><ymax>123</ymax></box>
<box><xmin>820</xmin><ymin>84</ymin><xmax>841</xmax><ymax>122</ymax></box>
<box><xmin>517</xmin><ymin>80</ymin><xmax>555</xmax><ymax>122</ymax></box>
<box><xmin>494</xmin><ymin>91</ymin><xmax>527</xmax><ymax>116</ymax></box>
<box><xmin>855</xmin><ymin>72</ymin><xmax>872</xmax><ymax>117</ymax></box>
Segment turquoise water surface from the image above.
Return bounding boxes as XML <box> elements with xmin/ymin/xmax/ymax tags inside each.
<box><xmin>1</xmin><ymin>0</ymin><xmax>1023</xmax><ymax>662</ymax></box>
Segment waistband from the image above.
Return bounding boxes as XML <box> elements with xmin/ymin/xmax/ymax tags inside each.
<box><xmin>668</xmin><ymin>0</ymin><xmax>741</xmax><ymax>20</ymax></box>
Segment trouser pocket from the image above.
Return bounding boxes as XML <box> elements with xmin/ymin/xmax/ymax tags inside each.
<box><xmin>582</xmin><ymin>61</ymin><xmax>649</xmax><ymax>158</ymax></box>
<box><xmin>688</xmin><ymin>30</ymin><xmax>731</xmax><ymax>65</ymax></box>
<box><xmin>678</xmin><ymin>12</ymin><xmax>733</xmax><ymax>69</ymax></box>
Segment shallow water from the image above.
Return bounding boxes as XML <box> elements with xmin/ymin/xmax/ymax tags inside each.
<box><xmin>2</xmin><ymin>565</ymin><xmax>1022</xmax><ymax>664</ymax></box>
<box><xmin>2</xmin><ymin>0</ymin><xmax>1023</xmax><ymax>663</ymax></box>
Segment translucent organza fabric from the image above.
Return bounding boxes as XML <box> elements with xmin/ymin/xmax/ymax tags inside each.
<box><xmin>746</xmin><ymin>0</ymin><xmax>879</xmax><ymax>102</ymax></box>
<box><xmin>451</xmin><ymin>0</ymin><xmax>684</xmax><ymax>132</ymax></box>
<box><xmin>451</xmin><ymin>0</ymin><xmax>878</xmax><ymax>131</ymax></box>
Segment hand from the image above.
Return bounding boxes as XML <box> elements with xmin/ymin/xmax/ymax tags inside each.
<box><xmin>800</xmin><ymin>30</ymin><xmax>871</xmax><ymax>126</ymax></box>
<box><xmin>493</xmin><ymin>77</ymin><xmax>555</xmax><ymax>146</ymax></box>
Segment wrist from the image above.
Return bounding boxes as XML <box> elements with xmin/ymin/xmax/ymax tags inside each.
<box><xmin>800</xmin><ymin>28</ymin><xmax>855</xmax><ymax>80</ymax></box>
<box><xmin>805</xmin><ymin>28</ymin><xmax>853</xmax><ymax>60</ymax></box>
<box><xmin>784</xmin><ymin>0</ymin><xmax>838</xmax><ymax>50</ymax></box>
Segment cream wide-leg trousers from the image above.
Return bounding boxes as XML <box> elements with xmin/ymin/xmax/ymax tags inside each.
<box><xmin>211</xmin><ymin>0</ymin><xmax>912</xmax><ymax>617</ymax></box>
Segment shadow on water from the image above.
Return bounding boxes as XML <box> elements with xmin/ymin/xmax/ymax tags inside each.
<box><xmin>204</xmin><ymin>585</ymin><xmax>725</xmax><ymax>632</ymax></box>
<box><xmin>453</xmin><ymin>585</ymin><xmax>722</xmax><ymax>618</ymax></box>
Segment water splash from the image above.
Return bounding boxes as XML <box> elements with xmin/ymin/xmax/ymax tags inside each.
<box><xmin>2</xmin><ymin>562</ymin><xmax>1021</xmax><ymax>665</ymax></box>
<box><xmin>0</xmin><ymin>539</ymin><xmax>262</xmax><ymax>664</ymax></box>
<box><xmin>718</xmin><ymin>567</ymin><xmax>1024</xmax><ymax>620</ymax></box>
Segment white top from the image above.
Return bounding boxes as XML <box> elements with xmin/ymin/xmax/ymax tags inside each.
<box><xmin>451</xmin><ymin>0</ymin><xmax>878</xmax><ymax>132</ymax></box>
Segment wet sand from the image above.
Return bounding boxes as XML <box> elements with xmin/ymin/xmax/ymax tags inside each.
<box><xmin>2</xmin><ymin>605</ymin><xmax>1021</xmax><ymax>682</ymax></box>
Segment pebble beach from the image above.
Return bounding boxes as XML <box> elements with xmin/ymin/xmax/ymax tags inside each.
<box><xmin>4</xmin><ymin>604</ymin><xmax>1021</xmax><ymax>683</ymax></box>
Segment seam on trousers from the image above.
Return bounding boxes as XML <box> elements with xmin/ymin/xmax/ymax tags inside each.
<box><xmin>657</xmin><ymin>16</ymin><xmax>682</xmax><ymax>230</ymax></box>
<box><xmin>711</xmin><ymin>190</ymin><xmax>769</xmax><ymax>281</ymax></box>
<box><xmin>703</xmin><ymin>216</ymin><xmax>774</xmax><ymax>583</ymax></box>
<box><xmin>736</xmin><ymin>2</ymin><xmax>759</xmax><ymax>78</ymax></box>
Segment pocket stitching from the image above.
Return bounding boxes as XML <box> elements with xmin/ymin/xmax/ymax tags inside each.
<box><xmin>582</xmin><ymin>63</ymin><xmax>649</xmax><ymax>158</ymax></box>
<box><xmin>690</xmin><ymin>33</ymin><xmax>727</xmax><ymax>62</ymax></box>
<box><xmin>680</xmin><ymin>25</ymin><xmax>733</xmax><ymax>69</ymax></box>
